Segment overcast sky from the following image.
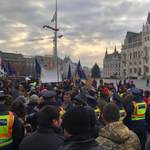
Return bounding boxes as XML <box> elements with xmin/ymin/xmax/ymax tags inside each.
<box><xmin>0</xmin><ymin>0</ymin><xmax>150</xmax><ymax>68</ymax></box>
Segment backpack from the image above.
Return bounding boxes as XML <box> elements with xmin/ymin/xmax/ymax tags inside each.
<box><xmin>18</xmin><ymin>115</ymin><xmax>33</xmax><ymax>138</ymax></box>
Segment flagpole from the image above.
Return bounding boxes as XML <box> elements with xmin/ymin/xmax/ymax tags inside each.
<box><xmin>55</xmin><ymin>0</ymin><xmax>58</xmax><ymax>82</ymax></box>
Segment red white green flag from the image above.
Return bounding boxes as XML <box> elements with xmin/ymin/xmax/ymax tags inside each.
<box><xmin>61</xmin><ymin>67</ymin><xmax>63</xmax><ymax>80</ymax></box>
<box><xmin>51</xmin><ymin>11</ymin><xmax>56</xmax><ymax>22</ymax></box>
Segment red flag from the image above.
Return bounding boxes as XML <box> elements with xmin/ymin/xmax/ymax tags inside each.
<box><xmin>47</xmin><ymin>62</ymin><xmax>50</xmax><ymax>68</ymax></box>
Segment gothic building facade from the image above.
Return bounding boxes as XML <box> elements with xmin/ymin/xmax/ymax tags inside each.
<box><xmin>121</xmin><ymin>13</ymin><xmax>150</xmax><ymax>79</ymax></box>
<box><xmin>103</xmin><ymin>47</ymin><xmax>121</xmax><ymax>78</ymax></box>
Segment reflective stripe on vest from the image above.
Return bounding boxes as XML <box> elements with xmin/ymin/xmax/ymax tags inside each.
<box><xmin>0</xmin><ymin>111</ymin><xmax>14</xmax><ymax>147</ymax></box>
<box><xmin>119</xmin><ymin>108</ymin><xmax>126</xmax><ymax>121</ymax></box>
<box><xmin>118</xmin><ymin>92</ymin><xmax>125</xmax><ymax>99</ymax></box>
<box><xmin>98</xmin><ymin>92</ymin><xmax>100</xmax><ymax>99</ymax></box>
<box><xmin>131</xmin><ymin>101</ymin><xmax>147</xmax><ymax>121</ymax></box>
<box><xmin>95</xmin><ymin>106</ymin><xmax>101</xmax><ymax>119</ymax></box>
<box><xmin>60</xmin><ymin>107</ymin><xmax>65</xmax><ymax>115</ymax></box>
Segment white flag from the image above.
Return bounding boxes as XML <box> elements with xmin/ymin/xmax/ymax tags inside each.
<box><xmin>41</xmin><ymin>66</ymin><xmax>62</xmax><ymax>83</ymax></box>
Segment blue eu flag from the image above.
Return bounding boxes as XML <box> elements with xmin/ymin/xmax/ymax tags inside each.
<box><xmin>35</xmin><ymin>57</ymin><xmax>41</xmax><ymax>74</ymax></box>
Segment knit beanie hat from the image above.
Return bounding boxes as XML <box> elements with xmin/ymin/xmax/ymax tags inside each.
<box><xmin>63</xmin><ymin>105</ymin><xmax>90</xmax><ymax>135</ymax></box>
<box><xmin>56</xmin><ymin>90</ymin><xmax>62</xmax><ymax>96</ymax></box>
<box><xmin>74</xmin><ymin>93</ymin><xmax>87</xmax><ymax>105</ymax></box>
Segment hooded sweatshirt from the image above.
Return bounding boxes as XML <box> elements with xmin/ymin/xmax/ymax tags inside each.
<box><xmin>96</xmin><ymin>121</ymin><xmax>141</xmax><ymax>150</ymax></box>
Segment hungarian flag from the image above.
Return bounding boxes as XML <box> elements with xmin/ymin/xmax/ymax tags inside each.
<box><xmin>61</xmin><ymin>67</ymin><xmax>63</xmax><ymax>80</ymax></box>
<box><xmin>0</xmin><ymin>57</ymin><xmax>4</xmax><ymax>75</ymax></box>
<box><xmin>51</xmin><ymin>11</ymin><xmax>56</xmax><ymax>22</ymax></box>
<box><xmin>138</xmin><ymin>51</ymin><xmax>143</xmax><ymax>55</ymax></box>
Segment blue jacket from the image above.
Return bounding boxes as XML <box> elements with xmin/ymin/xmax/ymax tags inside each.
<box><xmin>123</xmin><ymin>96</ymin><xmax>150</xmax><ymax>132</ymax></box>
<box><xmin>0</xmin><ymin>104</ymin><xmax>22</xmax><ymax>150</ymax></box>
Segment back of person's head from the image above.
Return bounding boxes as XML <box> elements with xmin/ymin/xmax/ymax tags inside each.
<box><xmin>73</xmin><ymin>93</ymin><xmax>87</xmax><ymax>106</ymax></box>
<box><xmin>103</xmin><ymin>103</ymin><xmax>119</xmax><ymax>123</ymax></box>
<box><xmin>15</xmin><ymin>84</ymin><xmax>19</xmax><ymax>90</ymax></box>
<box><xmin>63</xmin><ymin>105</ymin><xmax>90</xmax><ymax>137</ymax></box>
<box><xmin>72</xmin><ymin>86</ymin><xmax>79</xmax><ymax>93</ymax></box>
<box><xmin>30</xmin><ymin>94</ymin><xmax>39</xmax><ymax>103</ymax></box>
<box><xmin>126</xmin><ymin>89</ymin><xmax>132</xmax><ymax>95</ymax></box>
<box><xmin>37</xmin><ymin>105</ymin><xmax>60</xmax><ymax>127</ymax></box>
<box><xmin>10</xmin><ymin>100</ymin><xmax>28</xmax><ymax>117</ymax></box>
<box><xmin>20</xmin><ymin>92</ymin><xmax>30</xmax><ymax>98</ymax></box>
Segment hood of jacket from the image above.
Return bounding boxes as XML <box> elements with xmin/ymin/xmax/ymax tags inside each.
<box><xmin>99</xmin><ymin>121</ymin><xmax>130</xmax><ymax>143</ymax></box>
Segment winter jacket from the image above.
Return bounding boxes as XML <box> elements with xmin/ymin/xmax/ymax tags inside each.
<box><xmin>96</xmin><ymin>121</ymin><xmax>141</xmax><ymax>150</ymax></box>
<box><xmin>19</xmin><ymin>126</ymin><xmax>64</xmax><ymax>150</ymax></box>
<box><xmin>27</xmin><ymin>102</ymin><xmax>38</xmax><ymax>114</ymax></box>
<box><xmin>11</xmin><ymin>81</ymin><xmax>21</xmax><ymax>100</ymax></box>
<box><xmin>62</xmin><ymin>101</ymin><xmax>73</xmax><ymax>111</ymax></box>
<box><xmin>59</xmin><ymin>133</ymin><xmax>106</xmax><ymax>150</ymax></box>
<box><xmin>71</xmin><ymin>92</ymin><xmax>79</xmax><ymax>101</ymax></box>
<box><xmin>56</xmin><ymin>96</ymin><xmax>63</xmax><ymax>106</ymax></box>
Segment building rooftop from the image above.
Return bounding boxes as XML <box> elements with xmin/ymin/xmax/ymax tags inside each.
<box><xmin>63</xmin><ymin>56</ymin><xmax>77</xmax><ymax>66</ymax></box>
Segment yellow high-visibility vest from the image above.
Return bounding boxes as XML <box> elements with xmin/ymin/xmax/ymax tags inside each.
<box><xmin>0</xmin><ymin>111</ymin><xmax>14</xmax><ymax>148</ymax></box>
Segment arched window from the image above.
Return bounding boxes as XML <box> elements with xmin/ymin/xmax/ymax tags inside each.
<box><xmin>130</xmin><ymin>52</ymin><xmax>132</xmax><ymax>59</ymax></box>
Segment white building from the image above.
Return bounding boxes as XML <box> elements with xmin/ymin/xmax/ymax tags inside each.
<box><xmin>63</xmin><ymin>56</ymin><xmax>77</xmax><ymax>79</ymax></box>
<box><xmin>121</xmin><ymin>13</ymin><xmax>150</xmax><ymax>79</ymax></box>
<box><xmin>103</xmin><ymin>47</ymin><xmax>121</xmax><ymax>78</ymax></box>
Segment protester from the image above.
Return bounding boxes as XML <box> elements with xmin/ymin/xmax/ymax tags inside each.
<box><xmin>19</xmin><ymin>105</ymin><xmax>64</xmax><ymax>150</ymax></box>
<box><xmin>11</xmin><ymin>82</ymin><xmax>21</xmax><ymax>100</ymax></box>
<box><xmin>96</xmin><ymin>103</ymin><xmax>141</xmax><ymax>150</ymax></box>
<box><xmin>60</xmin><ymin>105</ymin><xmax>104</xmax><ymax>150</ymax></box>
<box><xmin>27</xmin><ymin>94</ymin><xmax>39</xmax><ymax>114</ymax></box>
<box><xmin>55</xmin><ymin>90</ymin><xmax>63</xmax><ymax>106</ymax></box>
<box><xmin>10</xmin><ymin>100</ymin><xmax>29</xmax><ymax>138</ymax></box>
<box><xmin>61</xmin><ymin>92</ymin><xmax>73</xmax><ymax>111</ymax></box>
<box><xmin>143</xmin><ymin>90</ymin><xmax>150</xmax><ymax>103</ymax></box>
<box><xmin>0</xmin><ymin>94</ymin><xmax>22</xmax><ymax>150</ymax></box>
<box><xmin>71</xmin><ymin>86</ymin><xmax>79</xmax><ymax>101</ymax></box>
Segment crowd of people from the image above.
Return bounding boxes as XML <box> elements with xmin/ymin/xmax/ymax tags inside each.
<box><xmin>0</xmin><ymin>76</ymin><xmax>150</xmax><ymax>150</ymax></box>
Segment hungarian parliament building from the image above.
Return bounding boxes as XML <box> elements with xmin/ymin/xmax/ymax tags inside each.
<box><xmin>103</xmin><ymin>12</ymin><xmax>150</xmax><ymax>79</ymax></box>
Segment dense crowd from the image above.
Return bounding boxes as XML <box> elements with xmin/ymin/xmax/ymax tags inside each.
<box><xmin>0</xmin><ymin>77</ymin><xmax>150</xmax><ymax>150</ymax></box>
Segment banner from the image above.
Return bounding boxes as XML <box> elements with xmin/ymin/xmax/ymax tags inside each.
<box><xmin>41</xmin><ymin>66</ymin><xmax>62</xmax><ymax>83</ymax></box>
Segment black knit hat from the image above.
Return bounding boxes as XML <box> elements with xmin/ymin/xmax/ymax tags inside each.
<box><xmin>73</xmin><ymin>93</ymin><xmax>87</xmax><ymax>105</ymax></box>
<box><xmin>56</xmin><ymin>90</ymin><xmax>62</xmax><ymax>96</ymax></box>
<box><xmin>63</xmin><ymin>105</ymin><xmax>90</xmax><ymax>135</ymax></box>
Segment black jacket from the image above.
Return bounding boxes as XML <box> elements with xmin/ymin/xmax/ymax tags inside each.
<box><xmin>11</xmin><ymin>81</ymin><xmax>21</xmax><ymax>100</ymax></box>
<box><xmin>59</xmin><ymin>133</ymin><xmax>106</xmax><ymax>150</ymax></box>
<box><xmin>0</xmin><ymin>104</ymin><xmax>22</xmax><ymax>150</ymax></box>
<box><xmin>71</xmin><ymin>92</ymin><xmax>79</xmax><ymax>101</ymax></box>
<box><xmin>27</xmin><ymin>102</ymin><xmax>38</xmax><ymax>114</ymax></box>
<box><xmin>19</xmin><ymin>126</ymin><xmax>64</xmax><ymax>150</ymax></box>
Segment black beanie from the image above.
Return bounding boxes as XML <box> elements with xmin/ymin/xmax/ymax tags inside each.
<box><xmin>63</xmin><ymin>105</ymin><xmax>90</xmax><ymax>135</ymax></box>
<box><xmin>74</xmin><ymin>93</ymin><xmax>87</xmax><ymax>105</ymax></box>
<box><xmin>56</xmin><ymin>90</ymin><xmax>61</xmax><ymax>96</ymax></box>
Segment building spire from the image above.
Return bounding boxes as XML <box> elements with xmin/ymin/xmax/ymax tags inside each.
<box><xmin>114</xmin><ymin>45</ymin><xmax>117</xmax><ymax>53</ymax></box>
<box><xmin>105</xmin><ymin>48</ymin><xmax>108</xmax><ymax>56</ymax></box>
